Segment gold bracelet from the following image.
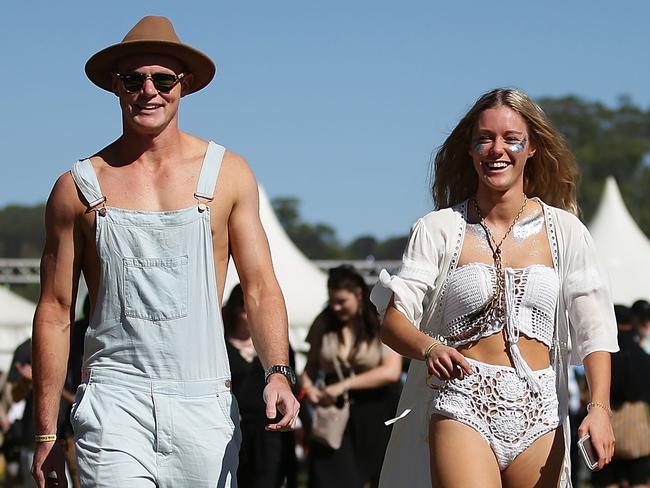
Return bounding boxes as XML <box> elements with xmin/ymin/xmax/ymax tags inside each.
<box><xmin>34</xmin><ymin>434</ymin><xmax>57</xmax><ymax>443</ymax></box>
<box><xmin>423</xmin><ymin>340</ymin><xmax>442</xmax><ymax>361</ymax></box>
<box><xmin>587</xmin><ymin>401</ymin><xmax>613</xmax><ymax>417</ymax></box>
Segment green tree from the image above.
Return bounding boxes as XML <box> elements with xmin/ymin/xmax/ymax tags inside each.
<box><xmin>271</xmin><ymin>197</ymin><xmax>341</xmax><ymax>259</ymax></box>
<box><xmin>345</xmin><ymin>235</ymin><xmax>378</xmax><ymax>260</ymax></box>
<box><xmin>0</xmin><ymin>204</ymin><xmax>46</xmax><ymax>257</ymax></box>
<box><xmin>539</xmin><ymin>95</ymin><xmax>650</xmax><ymax>231</ymax></box>
<box><xmin>271</xmin><ymin>197</ymin><xmax>301</xmax><ymax>232</ymax></box>
<box><xmin>374</xmin><ymin>236</ymin><xmax>408</xmax><ymax>260</ymax></box>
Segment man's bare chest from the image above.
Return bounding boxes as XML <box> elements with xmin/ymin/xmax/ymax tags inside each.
<box><xmin>97</xmin><ymin>167</ymin><xmax>200</xmax><ymax>212</ymax></box>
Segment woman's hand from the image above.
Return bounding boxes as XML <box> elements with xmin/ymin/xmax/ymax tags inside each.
<box><xmin>578</xmin><ymin>410</ymin><xmax>615</xmax><ymax>470</ymax></box>
<box><xmin>323</xmin><ymin>381</ymin><xmax>347</xmax><ymax>401</ymax></box>
<box><xmin>578</xmin><ymin>405</ymin><xmax>615</xmax><ymax>470</ymax></box>
<box><xmin>304</xmin><ymin>385</ymin><xmax>324</xmax><ymax>406</ymax></box>
<box><xmin>426</xmin><ymin>344</ymin><xmax>472</xmax><ymax>381</ymax></box>
<box><xmin>580</xmin><ymin>352</ymin><xmax>615</xmax><ymax>470</ymax></box>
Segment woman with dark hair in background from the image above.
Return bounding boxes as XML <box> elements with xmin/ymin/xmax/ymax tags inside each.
<box><xmin>302</xmin><ymin>265</ymin><xmax>402</xmax><ymax>488</ymax></box>
<box><xmin>223</xmin><ymin>284</ymin><xmax>297</xmax><ymax>488</ymax></box>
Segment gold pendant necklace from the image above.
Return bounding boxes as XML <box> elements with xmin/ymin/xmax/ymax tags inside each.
<box><xmin>473</xmin><ymin>196</ymin><xmax>528</xmax><ymax>269</ymax></box>
<box><xmin>446</xmin><ymin>196</ymin><xmax>528</xmax><ymax>343</ymax></box>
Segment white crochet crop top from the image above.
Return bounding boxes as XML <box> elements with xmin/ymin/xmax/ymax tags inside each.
<box><xmin>442</xmin><ymin>262</ymin><xmax>559</xmax><ymax>348</ymax></box>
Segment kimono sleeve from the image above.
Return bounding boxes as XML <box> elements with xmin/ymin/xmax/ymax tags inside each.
<box><xmin>370</xmin><ymin>218</ymin><xmax>439</xmax><ymax>329</ymax></box>
<box><xmin>563</xmin><ymin>223</ymin><xmax>619</xmax><ymax>363</ymax></box>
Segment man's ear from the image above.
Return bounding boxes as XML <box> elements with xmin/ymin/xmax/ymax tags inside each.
<box><xmin>110</xmin><ymin>74</ymin><xmax>120</xmax><ymax>96</ymax></box>
<box><xmin>180</xmin><ymin>73</ymin><xmax>194</xmax><ymax>97</ymax></box>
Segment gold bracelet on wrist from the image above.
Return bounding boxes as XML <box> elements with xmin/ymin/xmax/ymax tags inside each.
<box><xmin>423</xmin><ymin>340</ymin><xmax>442</xmax><ymax>361</ymax></box>
<box><xmin>34</xmin><ymin>434</ymin><xmax>57</xmax><ymax>443</ymax></box>
<box><xmin>587</xmin><ymin>401</ymin><xmax>613</xmax><ymax>417</ymax></box>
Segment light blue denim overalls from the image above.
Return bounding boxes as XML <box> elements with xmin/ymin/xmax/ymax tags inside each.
<box><xmin>69</xmin><ymin>141</ymin><xmax>241</xmax><ymax>488</ymax></box>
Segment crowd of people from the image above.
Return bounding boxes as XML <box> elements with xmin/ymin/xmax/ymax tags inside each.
<box><xmin>577</xmin><ymin>301</ymin><xmax>650</xmax><ymax>487</ymax></box>
<box><xmin>0</xmin><ymin>13</ymin><xmax>649</xmax><ymax>488</ymax></box>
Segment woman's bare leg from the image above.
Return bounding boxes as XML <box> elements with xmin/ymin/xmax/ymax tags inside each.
<box><xmin>502</xmin><ymin>427</ymin><xmax>565</xmax><ymax>488</ymax></box>
<box><xmin>429</xmin><ymin>415</ymin><xmax>501</xmax><ymax>488</ymax></box>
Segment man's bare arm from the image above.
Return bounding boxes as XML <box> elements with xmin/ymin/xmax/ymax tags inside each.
<box><xmin>226</xmin><ymin>154</ymin><xmax>299</xmax><ymax>431</ymax></box>
<box><xmin>227</xmin><ymin>155</ymin><xmax>289</xmax><ymax>370</ymax></box>
<box><xmin>33</xmin><ymin>173</ymin><xmax>84</xmax><ymax>437</ymax></box>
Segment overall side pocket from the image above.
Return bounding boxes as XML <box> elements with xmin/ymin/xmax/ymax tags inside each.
<box><xmin>71</xmin><ymin>382</ymin><xmax>93</xmax><ymax>428</ymax></box>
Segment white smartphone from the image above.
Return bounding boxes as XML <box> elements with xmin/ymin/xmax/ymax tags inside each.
<box><xmin>578</xmin><ymin>434</ymin><xmax>599</xmax><ymax>471</ymax></box>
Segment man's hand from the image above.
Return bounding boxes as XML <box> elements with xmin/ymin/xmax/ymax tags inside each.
<box><xmin>262</xmin><ymin>375</ymin><xmax>300</xmax><ymax>432</ymax></box>
<box><xmin>32</xmin><ymin>441</ymin><xmax>68</xmax><ymax>487</ymax></box>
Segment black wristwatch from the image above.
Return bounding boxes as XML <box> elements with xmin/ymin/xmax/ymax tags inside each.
<box><xmin>264</xmin><ymin>364</ymin><xmax>297</xmax><ymax>387</ymax></box>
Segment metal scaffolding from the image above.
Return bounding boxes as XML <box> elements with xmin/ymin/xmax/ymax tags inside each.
<box><xmin>0</xmin><ymin>258</ymin><xmax>399</xmax><ymax>285</ymax></box>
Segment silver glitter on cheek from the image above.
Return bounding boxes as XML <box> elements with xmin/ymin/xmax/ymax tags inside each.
<box><xmin>473</xmin><ymin>141</ymin><xmax>487</xmax><ymax>155</ymax></box>
<box><xmin>509</xmin><ymin>138</ymin><xmax>527</xmax><ymax>154</ymax></box>
<box><xmin>512</xmin><ymin>211</ymin><xmax>544</xmax><ymax>241</ymax></box>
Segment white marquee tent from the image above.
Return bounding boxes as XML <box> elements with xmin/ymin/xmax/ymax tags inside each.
<box><xmin>588</xmin><ymin>176</ymin><xmax>650</xmax><ymax>304</ymax></box>
<box><xmin>224</xmin><ymin>186</ymin><xmax>328</xmax><ymax>348</ymax></box>
<box><xmin>0</xmin><ymin>286</ymin><xmax>35</xmax><ymax>372</ymax></box>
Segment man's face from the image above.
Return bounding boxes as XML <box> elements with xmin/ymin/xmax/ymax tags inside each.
<box><xmin>113</xmin><ymin>54</ymin><xmax>192</xmax><ymax>136</ymax></box>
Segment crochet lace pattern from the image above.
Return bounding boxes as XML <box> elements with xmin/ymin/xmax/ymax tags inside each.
<box><xmin>442</xmin><ymin>263</ymin><xmax>559</xmax><ymax>348</ymax></box>
<box><xmin>431</xmin><ymin>359</ymin><xmax>559</xmax><ymax>470</ymax></box>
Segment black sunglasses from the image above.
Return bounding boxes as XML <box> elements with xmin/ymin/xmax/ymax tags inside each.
<box><xmin>116</xmin><ymin>72</ymin><xmax>185</xmax><ymax>93</ymax></box>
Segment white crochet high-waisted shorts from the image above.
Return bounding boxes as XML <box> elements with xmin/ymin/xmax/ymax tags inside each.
<box><xmin>430</xmin><ymin>357</ymin><xmax>559</xmax><ymax>470</ymax></box>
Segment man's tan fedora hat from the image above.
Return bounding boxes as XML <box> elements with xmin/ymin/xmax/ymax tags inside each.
<box><xmin>85</xmin><ymin>16</ymin><xmax>216</xmax><ymax>95</ymax></box>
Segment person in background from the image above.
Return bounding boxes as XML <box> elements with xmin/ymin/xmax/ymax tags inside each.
<box><xmin>0</xmin><ymin>369</ymin><xmax>17</xmax><ymax>486</ymax></box>
<box><xmin>223</xmin><ymin>284</ymin><xmax>298</xmax><ymax>488</ymax></box>
<box><xmin>7</xmin><ymin>339</ymin><xmax>73</xmax><ymax>488</ymax></box>
<box><xmin>7</xmin><ymin>339</ymin><xmax>39</xmax><ymax>488</ymax></box>
<box><xmin>302</xmin><ymin>265</ymin><xmax>402</xmax><ymax>488</ymax></box>
<box><xmin>632</xmin><ymin>300</ymin><xmax>650</xmax><ymax>355</ymax></box>
<box><xmin>591</xmin><ymin>305</ymin><xmax>650</xmax><ymax>488</ymax></box>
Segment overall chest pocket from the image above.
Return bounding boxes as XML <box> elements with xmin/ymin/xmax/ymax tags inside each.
<box><xmin>123</xmin><ymin>255</ymin><xmax>189</xmax><ymax>321</ymax></box>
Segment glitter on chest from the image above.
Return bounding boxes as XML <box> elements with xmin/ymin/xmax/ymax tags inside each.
<box><xmin>466</xmin><ymin>223</ymin><xmax>493</xmax><ymax>253</ymax></box>
<box><xmin>512</xmin><ymin>212</ymin><xmax>544</xmax><ymax>241</ymax></box>
<box><xmin>464</xmin><ymin>211</ymin><xmax>546</xmax><ymax>257</ymax></box>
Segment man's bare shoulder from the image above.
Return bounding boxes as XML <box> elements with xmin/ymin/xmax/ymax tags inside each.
<box><xmin>219</xmin><ymin>149</ymin><xmax>258</xmax><ymax>198</ymax></box>
<box><xmin>47</xmin><ymin>172</ymin><xmax>87</xmax><ymax>219</ymax></box>
<box><xmin>222</xmin><ymin>149</ymin><xmax>254</xmax><ymax>177</ymax></box>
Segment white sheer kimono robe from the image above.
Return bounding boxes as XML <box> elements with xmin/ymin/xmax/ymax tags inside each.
<box><xmin>370</xmin><ymin>199</ymin><xmax>619</xmax><ymax>488</ymax></box>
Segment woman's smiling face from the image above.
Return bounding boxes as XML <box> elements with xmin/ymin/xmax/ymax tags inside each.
<box><xmin>469</xmin><ymin>105</ymin><xmax>536</xmax><ymax>195</ymax></box>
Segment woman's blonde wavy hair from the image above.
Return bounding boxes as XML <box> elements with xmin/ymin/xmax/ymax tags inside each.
<box><xmin>431</xmin><ymin>88</ymin><xmax>579</xmax><ymax>214</ymax></box>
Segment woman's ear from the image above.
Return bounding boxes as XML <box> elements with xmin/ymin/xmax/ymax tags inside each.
<box><xmin>355</xmin><ymin>287</ymin><xmax>363</xmax><ymax>302</ymax></box>
<box><xmin>527</xmin><ymin>137</ymin><xmax>536</xmax><ymax>159</ymax></box>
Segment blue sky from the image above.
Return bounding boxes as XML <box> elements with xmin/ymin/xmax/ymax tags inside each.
<box><xmin>2</xmin><ymin>1</ymin><xmax>650</xmax><ymax>241</ymax></box>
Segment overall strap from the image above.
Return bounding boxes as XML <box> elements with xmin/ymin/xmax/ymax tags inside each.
<box><xmin>70</xmin><ymin>159</ymin><xmax>106</xmax><ymax>208</ymax></box>
<box><xmin>195</xmin><ymin>141</ymin><xmax>226</xmax><ymax>201</ymax></box>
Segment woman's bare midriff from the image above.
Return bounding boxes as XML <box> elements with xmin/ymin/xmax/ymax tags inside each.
<box><xmin>457</xmin><ymin>329</ymin><xmax>551</xmax><ymax>371</ymax></box>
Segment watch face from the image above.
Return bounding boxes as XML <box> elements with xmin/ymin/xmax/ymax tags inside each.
<box><xmin>266</xmin><ymin>365</ymin><xmax>296</xmax><ymax>386</ymax></box>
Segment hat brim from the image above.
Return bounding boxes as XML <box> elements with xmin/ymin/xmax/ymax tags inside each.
<box><xmin>85</xmin><ymin>40</ymin><xmax>216</xmax><ymax>95</ymax></box>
